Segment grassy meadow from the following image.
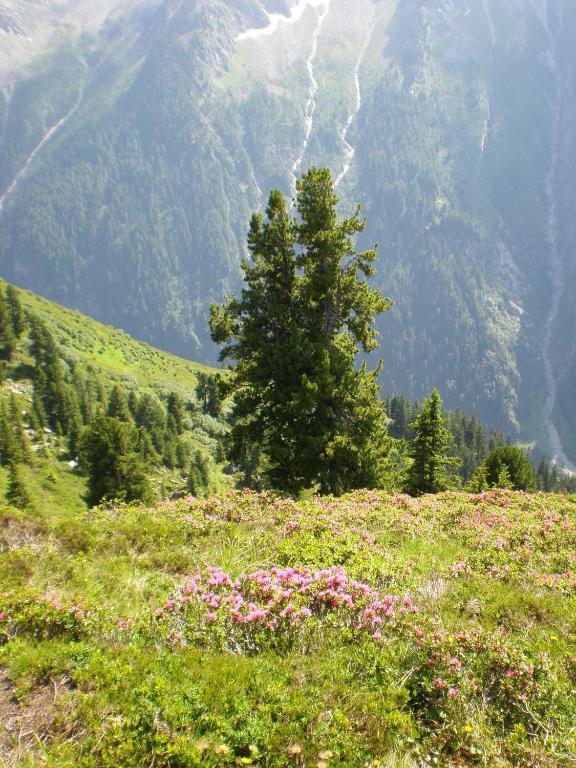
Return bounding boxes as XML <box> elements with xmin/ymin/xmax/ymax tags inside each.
<box><xmin>1</xmin><ymin>489</ymin><xmax>575</xmax><ymax>767</ymax></box>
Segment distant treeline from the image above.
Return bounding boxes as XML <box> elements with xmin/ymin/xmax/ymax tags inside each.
<box><xmin>385</xmin><ymin>394</ymin><xmax>576</xmax><ymax>494</ymax></box>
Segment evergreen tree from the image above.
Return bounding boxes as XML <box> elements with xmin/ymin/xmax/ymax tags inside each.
<box><xmin>8</xmin><ymin>395</ymin><xmax>31</xmax><ymax>464</ymax></box>
<box><xmin>467</xmin><ymin>462</ymin><xmax>489</xmax><ymax>492</ymax></box>
<box><xmin>107</xmin><ymin>385</ymin><xmax>132</xmax><ymax>423</ymax></box>
<box><xmin>5</xmin><ymin>284</ymin><xmax>25</xmax><ymax>338</ymax></box>
<box><xmin>0</xmin><ymin>289</ymin><xmax>17</xmax><ymax>362</ymax></box>
<box><xmin>136</xmin><ymin>428</ymin><xmax>159</xmax><ymax>464</ymax></box>
<box><xmin>0</xmin><ymin>404</ymin><xmax>22</xmax><ymax>465</ymax></box>
<box><xmin>7</xmin><ymin>463</ymin><xmax>33</xmax><ymax>510</ymax></box>
<box><xmin>29</xmin><ymin>319</ymin><xmax>66</xmax><ymax>431</ymax></box>
<box><xmin>210</xmin><ymin>168</ymin><xmax>392</xmax><ymax>495</ymax></box>
<box><xmin>127</xmin><ymin>390</ymin><xmax>139</xmax><ymax>418</ymax></box>
<box><xmin>405</xmin><ymin>388</ymin><xmax>461</xmax><ymax>495</ymax></box>
<box><xmin>78</xmin><ymin>416</ymin><xmax>153</xmax><ymax>506</ymax></box>
<box><xmin>196</xmin><ymin>374</ymin><xmax>222</xmax><ymax>418</ymax></box>
<box><xmin>479</xmin><ymin>445</ymin><xmax>537</xmax><ymax>491</ymax></box>
<box><xmin>187</xmin><ymin>449</ymin><xmax>216</xmax><ymax>497</ymax></box>
<box><xmin>167</xmin><ymin>392</ymin><xmax>186</xmax><ymax>433</ymax></box>
<box><xmin>497</xmin><ymin>464</ymin><xmax>512</xmax><ymax>489</ymax></box>
<box><xmin>135</xmin><ymin>393</ymin><xmax>166</xmax><ymax>432</ymax></box>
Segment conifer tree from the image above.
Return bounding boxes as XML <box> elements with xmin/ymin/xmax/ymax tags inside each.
<box><xmin>188</xmin><ymin>449</ymin><xmax>215</xmax><ymax>497</ymax></box>
<box><xmin>29</xmin><ymin>319</ymin><xmax>66</xmax><ymax>431</ymax></box>
<box><xmin>0</xmin><ymin>404</ymin><xmax>22</xmax><ymax>466</ymax></box>
<box><xmin>7</xmin><ymin>463</ymin><xmax>33</xmax><ymax>510</ymax></box>
<box><xmin>210</xmin><ymin>168</ymin><xmax>392</xmax><ymax>494</ymax></box>
<box><xmin>479</xmin><ymin>444</ymin><xmax>536</xmax><ymax>491</ymax></box>
<box><xmin>5</xmin><ymin>284</ymin><xmax>25</xmax><ymax>338</ymax></box>
<box><xmin>0</xmin><ymin>289</ymin><xmax>16</xmax><ymax>361</ymax></box>
<box><xmin>8</xmin><ymin>394</ymin><xmax>31</xmax><ymax>464</ymax></box>
<box><xmin>107</xmin><ymin>385</ymin><xmax>132</xmax><ymax>423</ymax></box>
<box><xmin>167</xmin><ymin>392</ymin><xmax>186</xmax><ymax>433</ymax></box>
<box><xmin>78</xmin><ymin>416</ymin><xmax>153</xmax><ymax>506</ymax></box>
<box><xmin>405</xmin><ymin>388</ymin><xmax>461</xmax><ymax>495</ymax></box>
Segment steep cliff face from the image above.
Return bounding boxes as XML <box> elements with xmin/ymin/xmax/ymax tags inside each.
<box><xmin>0</xmin><ymin>0</ymin><xmax>574</xmax><ymax>463</ymax></box>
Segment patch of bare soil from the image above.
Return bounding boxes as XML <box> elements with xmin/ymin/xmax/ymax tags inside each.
<box><xmin>0</xmin><ymin>671</ymin><xmax>71</xmax><ymax>766</ymax></box>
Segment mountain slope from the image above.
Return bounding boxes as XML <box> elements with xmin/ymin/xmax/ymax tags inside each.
<box><xmin>0</xmin><ymin>280</ymin><xmax>225</xmax><ymax>513</ymax></box>
<box><xmin>0</xmin><ymin>0</ymin><xmax>575</xmax><ymax>464</ymax></box>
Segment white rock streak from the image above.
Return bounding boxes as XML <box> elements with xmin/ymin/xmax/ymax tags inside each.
<box><xmin>237</xmin><ymin>1</ymin><xmax>334</xmax><ymax>192</ymax></box>
<box><xmin>237</xmin><ymin>0</ymin><xmax>332</xmax><ymax>42</ymax></box>
<box><xmin>334</xmin><ymin>37</ymin><xmax>370</xmax><ymax>188</ymax></box>
<box><xmin>289</xmin><ymin>1</ymin><xmax>332</xmax><ymax>188</ymax></box>
<box><xmin>0</xmin><ymin>90</ymin><xmax>83</xmax><ymax>214</ymax></box>
<box><xmin>0</xmin><ymin>84</ymin><xmax>13</xmax><ymax>147</ymax></box>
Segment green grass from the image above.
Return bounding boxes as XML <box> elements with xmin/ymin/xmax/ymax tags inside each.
<box><xmin>1</xmin><ymin>489</ymin><xmax>575</xmax><ymax>766</ymax></box>
<box><xmin>12</xmin><ymin>281</ymin><xmax>217</xmax><ymax>392</ymax></box>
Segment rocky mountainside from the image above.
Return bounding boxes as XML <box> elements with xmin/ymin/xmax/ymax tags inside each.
<box><xmin>0</xmin><ymin>0</ymin><xmax>575</xmax><ymax>465</ymax></box>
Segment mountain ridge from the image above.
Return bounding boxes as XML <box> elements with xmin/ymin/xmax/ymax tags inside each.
<box><xmin>0</xmin><ymin>0</ymin><xmax>575</xmax><ymax>465</ymax></box>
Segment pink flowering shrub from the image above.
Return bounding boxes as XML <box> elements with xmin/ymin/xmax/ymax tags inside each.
<box><xmin>152</xmin><ymin>566</ymin><xmax>419</xmax><ymax>653</ymax></box>
<box><xmin>0</xmin><ymin>591</ymin><xmax>94</xmax><ymax>643</ymax></box>
<box><xmin>408</xmin><ymin>626</ymin><xmax>557</xmax><ymax>732</ymax></box>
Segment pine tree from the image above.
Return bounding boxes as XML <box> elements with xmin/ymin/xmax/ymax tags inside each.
<box><xmin>405</xmin><ymin>388</ymin><xmax>461</xmax><ymax>495</ymax></box>
<box><xmin>480</xmin><ymin>444</ymin><xmax>536</xmax><ymax>491</ymax></box>
<box><xmin>210</xmin><ymin>168</ymin><xmax>392</xmax><ymax>495</ymax></box>
<box><xmin>29</xmin><ymin>319</ymin><xmax>66</xmax><ymax>432</ymax></box>
<box><xmin>188</xmin><ymin>450</ymin><xmax>216</xmax><ymax>497</ymax></box>
<box><xmin>0</xmin><ymin>404</ymin><xmax>22</xmax><ymax>466</ymax></box>
<box><xmin>78</xmin><ymin>416</ymin><xmax>153</xmax><ymax>506</ymax></box>
<box><xmin>497</xmin><ymin>464</ymin><xmax>512</xmax><ymax>489</ymax></box>
<box><xmin>5</xmin><ymin>284</ymin><xmax>25</xmax><ymax>338</ymax></box>
<box><xmin>7</xmin><ymin>463</ymin><xmax>33</xmax><ymax>510</ymax></box>
<box><xmin>8</xmin><ymin>394</ymin><xmax>31</xmax><ymax>464</ymax></box>
<box><xmin>0</xmin><ymin>289</ymin><xmax>17</xmax><ymax>362</ymax></box>
<box><xmin>167</xmin><ymin>392</ymin><xmax>186</xmax><ymax>433</ymax></box>
<box><xmin>107</xmin><ymin>385</ymin><xmax>132</xmax><ymax>423</ymax></box>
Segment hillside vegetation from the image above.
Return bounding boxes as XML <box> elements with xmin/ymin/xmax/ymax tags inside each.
<box><xmin>1</xmin><ymin>489</ymin><xmax>575</xmax><ymax>766</ymax></box>
<box><xmin>1</xmin><ymin>0</ymin><xmax>576</xmax><ymax>465</ymax></box>
<box><xmin>0</xmin><ymin>280</ymin><xmax>228</xmax><ymax>514</ymax></box>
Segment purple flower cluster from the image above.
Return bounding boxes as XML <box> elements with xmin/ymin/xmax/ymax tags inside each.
<box><xmin>154</xmin><ymin>566</ymin><xmax>418</xmax><ymax>649</ymax></box>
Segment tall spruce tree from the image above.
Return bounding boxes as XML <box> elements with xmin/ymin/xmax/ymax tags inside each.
<box><xmin>405</xmin><ymin>388</ymin><xmax>461</xmax><ymax>495</ymax></box>
<box><xmin>210</xmin><ymin>168</ymin><xmax>392</xmax><ymax>495</ymax></box>
<box><xmin>0</xmin><ymin>289</ymin><xmax>16</xmax><ymax>362</ymax></box>
<box><xmin>474</xmin><ymin>444</ymin><xmax>537</xmax><ymax>491</ymax></box>
<box><xmin>78</xmin><ymin>416</ymin><xmax>153</xmax><ymax>506</ymax></box>
<box><xmin>107</xmin><ymin>385</ymin><xmax>132</xmax><ymax>423</ymax></box>
<box><xmin>5</xmin><ymin>284</ymin><xmax>25</xmax><ymax>338</ymax></box>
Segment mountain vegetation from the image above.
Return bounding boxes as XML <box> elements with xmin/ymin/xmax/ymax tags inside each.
<box><xmin>211</xmin><ymin>168</ymin><xmax>392</xmax><ymax>495</ymax></box>
<box><xmin>0</xmin><ymin>280</ymin><xmax>230</xmax><ymax>513</ymax></box>
<box><xmin>0</xmin><ymin>0</ymin><xmax>575</xmax><ymax>466</ymax></box>
<box><xmin>2</xmin><ymin>489</ymin><xmax>576</xmax><ymax>766</ymax></box>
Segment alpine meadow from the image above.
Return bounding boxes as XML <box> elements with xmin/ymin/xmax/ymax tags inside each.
<box><xmin>0</xmin><ymin>1</ymin><xmax>576</xmax><ymax>767</ymax></box>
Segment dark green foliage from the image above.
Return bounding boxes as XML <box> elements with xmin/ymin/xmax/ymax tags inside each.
<box><xmin>6</xmin><ymin>463</ymin><xmax>33</xmax><ymax>510</ymax></box>
<box><xmin>536</xmin><ymin>457</ymin><xmax>576</xmax><ymax>493</ymax></box>
<box><xmin>0</xmin><ymin>404</ymin><xmax>23</xmax><ymax>466</ymax></box>
<box><xmin>187</xmin><ymin>449</ymin><xmax>216</xmax><ymax>497</ymax></box>
<box><xmin>30</xmin><ymin>319</ymin><xmax>68</xmax><ymax>432</ymax></box>
<box><xmin>107</xmin><ymin>385</ymin><xmax>132</xmax><ymax>423</ymax></box>
<box><xmin>5</xmin><ymin>284</ymin><xmax>25</xmax><ymax>338</ymax></box>
<box><xmin>388</xmin><ymin>394</ymin><xmax>505</xmax><ymax>483</ymax></box>
<box><xmin>135</xmin><ymin>393</ymin><xmax>166</xmax><ymax>433</ymax></box>
<box><xmin>167</xmin><ymin>392</ymin><xmax>187</xmax><ymax>434</ymax></box>
<box><xmin>78</xmin><ymin>416</ymin><xmax>153</xmax><ymax>506</ymax></box>
<box><xmin>211</xmin><ymin>169</ymin><xmax>392</xmax><ymax>495</ymax></box>
<box><xmin>475</xmin><ymin>445</ymin><xmax>537</xmax><ymax>491</ymax></box>
<box><xmin>0</xmin><ymin>289</ymin><xmax>16</xmax><ymax>362</ymax></box>
<box><xmin>405</xmin><ymin>389</ymin><xmax>461</xmax><ymax>495</ymax></box>
<box><xmin>195</xmin><ymin>373</ymin><xmax>222</xmax><ymax>418</ymax></box>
